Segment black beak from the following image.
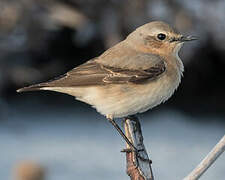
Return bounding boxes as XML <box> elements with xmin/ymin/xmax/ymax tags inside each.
<box><xmin>179</xmin><ymin>35</ymin><xmax>198</xmax><ymax>42</ymax></box>
<box><xmin>170</xmin><ymin>35</ymin><xmax>198</xmax><ymax>43</ymax></box>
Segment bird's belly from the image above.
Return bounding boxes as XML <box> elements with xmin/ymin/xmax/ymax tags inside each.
<box><xmin>76</xmin><ymin>74</ymin><xmax>180</xmax><ymax>118</ymax></box>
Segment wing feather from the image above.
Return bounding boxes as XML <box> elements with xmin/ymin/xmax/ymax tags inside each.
<box><xmin>17</xmin><ymin>54</ymin><xmax>166</xmax><ymax>92</ymax></box>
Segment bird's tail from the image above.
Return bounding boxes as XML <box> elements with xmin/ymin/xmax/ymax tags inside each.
<box><xmin>16</xmin><ymin>83</ymin><xmax>46</xmax><ymax>93</ymax></box>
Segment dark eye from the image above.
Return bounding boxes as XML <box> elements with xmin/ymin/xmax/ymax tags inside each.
<box><xmin>157</xmin><ymin>33</ymin><xmax>166</xmax><ymax>40</ymax></box>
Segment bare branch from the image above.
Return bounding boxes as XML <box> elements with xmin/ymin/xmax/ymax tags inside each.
<box><xmin>123</xmin><ymin>116</ymin><xmax>154</xmax><ymax>180</ymax></box>
<box><xmin>183</xmin><ymin>134</ymin><xmax>225</xmax><ymax>180</ymax></box>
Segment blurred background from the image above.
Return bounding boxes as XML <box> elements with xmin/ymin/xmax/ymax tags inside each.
<box><xmin>0</xmin><ymin>0</ymin><xmax>224</xmax><ymax>180</ymax></box>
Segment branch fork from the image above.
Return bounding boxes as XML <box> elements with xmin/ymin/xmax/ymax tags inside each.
<box><xmin>123</xmin><ymin>116</ymin><xmax>154</xmax><ymax>180</ymax></box>
<box><xmin>122</xmin><ymin>116</ymin><xmax>225</xmax><ymax>180</ymax></box>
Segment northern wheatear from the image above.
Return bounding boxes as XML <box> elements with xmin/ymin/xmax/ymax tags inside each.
<box><xmin>17</xmin><ymin>21</ymin><xmax>196</xmax><ymax>150</ymax></box>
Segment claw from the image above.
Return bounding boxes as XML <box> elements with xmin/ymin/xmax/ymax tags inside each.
<box><xmin>121</xmin><ymin>148</ymin><xmax>135</xmax><ymax>153</ymax></box>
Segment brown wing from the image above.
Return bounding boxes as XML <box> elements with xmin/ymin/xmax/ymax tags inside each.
<box><xmin>17</xmin><ymin>54</ymin><xmax>166</xmax><ymax>92</ymax></box>
<box><xmin>102</xmin><ymin>60</ymin><xmax>165</xmax><ymax>84</ymax></box>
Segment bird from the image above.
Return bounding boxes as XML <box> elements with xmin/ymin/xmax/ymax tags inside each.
<box><xmin>17</xmin><ymin>21</ymin><xmax>196</xmax><ymax>150</ymax></box>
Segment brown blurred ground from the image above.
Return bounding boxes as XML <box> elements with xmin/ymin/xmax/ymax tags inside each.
<box><xmin>14</xmin><ymin>161</ymin><xmax>45</xmax><ymax>180</ymax></box>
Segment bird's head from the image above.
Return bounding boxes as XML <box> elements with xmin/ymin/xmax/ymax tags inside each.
<box><xmin>126</xmin><ymin>21</ymin><xmax>196</xmax><ymax>56</ymax></box>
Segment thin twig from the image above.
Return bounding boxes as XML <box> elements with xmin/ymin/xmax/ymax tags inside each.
<box><xmin>123</xmin><ymin>116</ymin><xmax>154</xmax><ymax>180</ymax></box>
<box><xmin>183</xmin><ymin>134</ymin><xmax>225</xmax><ymax>180</ymax></box>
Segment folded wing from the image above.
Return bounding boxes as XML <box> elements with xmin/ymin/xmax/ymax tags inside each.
<box><xmin>17</xmin><ymin>54</ymin><xmax>166</xmax><ymax>92</ymax></box>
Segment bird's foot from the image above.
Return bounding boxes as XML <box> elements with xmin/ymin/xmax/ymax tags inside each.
<box><xmin>121</xmin><ymin>148</ymin><xmax>144</xmax><ymax>153</ymax></box>
<box><xmin>121</xmin><ymin>148</ymin><xmax>152</xmax><ymax>163</ymax></box>
<box><xmin>121</xmin><ymin>148</ymin><xmax>134</xmax><ymax>153</ymax></box>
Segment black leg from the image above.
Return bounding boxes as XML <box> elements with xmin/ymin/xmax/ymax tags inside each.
<box><xmin>107</xmin><ymin>117</ymin><xmax>138</xmax><ymax>152</ymax></box>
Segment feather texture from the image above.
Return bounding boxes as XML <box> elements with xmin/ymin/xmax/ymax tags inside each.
<box><xmin>17</xmin><ymin>53</ymin><xmax>166</xmax><ymax>92</ymax></box>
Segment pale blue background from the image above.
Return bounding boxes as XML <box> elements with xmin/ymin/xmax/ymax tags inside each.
<box><xmin>0</xmin><ymin>99</ymin><xmax>224</xmax><ymax>180</ymax></box>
